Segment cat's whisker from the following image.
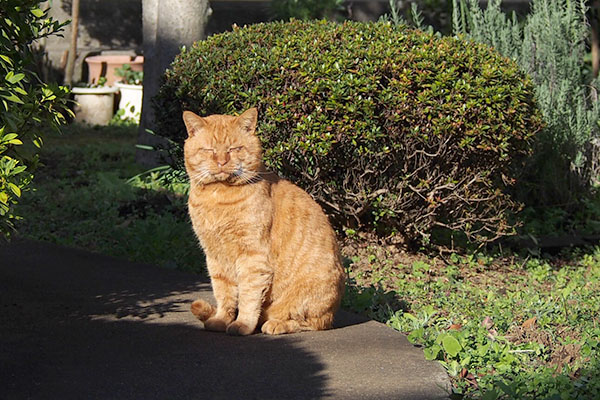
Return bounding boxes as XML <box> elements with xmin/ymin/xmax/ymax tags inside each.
<box><xmin>238</xmin><ymin>171</ymin><xmax>262</xmax><ymax>185</ymax></box>
<box><xmin>189</xmin><ymin>169</ymin><xmax>212</xmax><ymax>185</ymax></box>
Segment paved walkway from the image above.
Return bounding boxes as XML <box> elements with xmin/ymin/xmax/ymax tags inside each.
<box><xmin>0</xmin><ymin>239</ymin><xmax>449</xmax><ymax>399</ymax></box>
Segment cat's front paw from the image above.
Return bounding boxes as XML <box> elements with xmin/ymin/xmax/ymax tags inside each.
<box><xmin>226</xmin><ymin>320</ymin><xmax>255</xmax><ymax>336</ymax></box>
<box><xmin>203</xmin><ymin>317</ymin><xmax>228</xmax><ymax>332</ymax></box>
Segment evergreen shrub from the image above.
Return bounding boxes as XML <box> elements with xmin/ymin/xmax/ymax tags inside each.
<box><xmin>154</xmin><ymin>20</ymin><xmax>543</xmax><ymax>245</ymax></box>
<box><xmin>0</xmin><ymin>0</ymin><xmax>70</xmax><ymax>238</ymax></box>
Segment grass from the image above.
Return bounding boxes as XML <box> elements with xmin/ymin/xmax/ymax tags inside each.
<box><xmin>15</xmin><ymin>123</ymin><xmax>600</xmax><ymax>399</ymax></box>
<box><xmin>16</xmin><ymin>124</ymin><xmax>205</xmax><ymax>273</ymax></box>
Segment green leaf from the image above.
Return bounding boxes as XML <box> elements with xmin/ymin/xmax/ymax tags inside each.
<box><xmin>8</xmin><ymin>183</ymin><xmax>21</xmax><ymax>197</ymax></box>
<box><xmin>407</xmin><ymin>327</ymin><xmax>424</xmax><ymax>344</ymax></box>
<box><xmin>0</xmin><ymin>55</ymin><xmax>12</xmax><ymax>66</ymax></box>
<box><xmin>6</xmin><ymin>72</ymin><xmax>25</xmax><ymax>84</ymax></box>
<box><xmin>481</xmin><ymin>389</ymin><xmax>500</xmax><ymax>400</ymax></box>
<box><xmin>423</xmin><ymin>344</ymin><xmax>441</xmax><ymax>360</ymax></box>
<box><xmin>0</xmin><ymin>93</ymin><xmax>24</xmax><ymax>104</ymax></box>
<box><xmin>31</xmin><ymin>8</ymin><xmax>45</xmax><ymax>17</ymax></box>
<box><xmin>442</xmin><ymin>335</ymin><xmax>462</xmax><ymax>357</ymax></box>
<box><xmin>11</xmin><ymin>165</ymin><xmax>27</xmax><ymax>175</ymax></box>
<box><xmin>403</xmin><ymin>312</ymin><xmax>418</xmax><ymax>321</ymax></box>
<box><xmin>1</xmin><ymin>133</ymin><xmax>18</xmax><ymax>142</ymax></box>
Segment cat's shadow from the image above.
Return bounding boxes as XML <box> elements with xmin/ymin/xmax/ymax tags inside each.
<box><xmin>333</xmin><ymin>309</ymin><xmax>370</xmax><ymax>329</ymax></box>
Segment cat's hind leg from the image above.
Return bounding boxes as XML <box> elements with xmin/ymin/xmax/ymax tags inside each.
<box><xmin>261</xmin><ymin>319</ymin><xmax>301</xmax><ymax>335</ymax></box>
<box><xmin>261</xmin><ymin>313</ymin><xmax>334</xmax><ymax>335</ymax></box>
<box><xmin>259</xmin><ymin>279</ymin><xmax>340</xmax><ymax>335</ymax></box>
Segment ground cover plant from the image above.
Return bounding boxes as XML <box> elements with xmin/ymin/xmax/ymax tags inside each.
<box><xmin>342</xmin><ymin>241</ymin><xmax>600</xmax><ymax>399</ymax></box>
<box><xmin>15</xmin><ymin>125</ymin><xmax>204</xmax><ymax>272</ymax></box>
<box><xmin>154</xmin><ymin>19</ymin><xmax>543</xmax><ymax>247</ymax></box>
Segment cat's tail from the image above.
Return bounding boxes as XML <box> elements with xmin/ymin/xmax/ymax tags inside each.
<box><xmin>190</xmin><ymin>299</ymin><xmax>216</xmax><ymax>322</ymax></box>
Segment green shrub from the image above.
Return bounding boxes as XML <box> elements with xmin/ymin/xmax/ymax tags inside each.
<box><xmin>452</xmin><ymin>0</ymin><xmax>600</xmax><ymax>205</ymax></box>
<box><xmin>0</xmin><ymin>0</ymin><xmax>71</xmax><ymax>238</ymax></box>
<box><xmin>154</xmin><ymin>20</ymin><xmax>543</xmax><ymax>245</ymax></box>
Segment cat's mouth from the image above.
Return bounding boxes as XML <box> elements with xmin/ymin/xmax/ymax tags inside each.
<box><xmin>212</xmin><ymin>171</ymin><xmax>230</xmax><ymax>181</ymax></box>
<box><xmin>206</xmin><ymin>165</ymin><xmax>247</xmax><ymax>184</ymax></box>
<box><xmin>213</xmin><ymin>166</ymin><xmax>245</xmax><ymax>182</ymax></box>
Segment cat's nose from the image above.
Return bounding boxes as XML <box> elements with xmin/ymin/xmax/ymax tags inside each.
<box><xmin>215</xmin><ymin>152</ymin><xmax>230</xmax><ymax>167</ymax></box>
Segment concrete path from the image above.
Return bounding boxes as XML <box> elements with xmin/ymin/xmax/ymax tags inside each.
<box><xmin>0</xmin><ymin>240</ymin><xmax>449</xmax><ymax>400</ymax></box>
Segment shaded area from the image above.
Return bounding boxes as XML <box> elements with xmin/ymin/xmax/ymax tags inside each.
<box><xmin>0</xmin><ymin>240</ymin><xmax>327</xmax><ymax>400</ymax></box>
<box><xmin>0</xmin><ymin>239</ymin><xmax>449</xmax><ymax>399</ymax></box>
<box><xmin>61</xmin><ymin>0</ymin><xmax>142</xmax><ymax>48</ymax></box>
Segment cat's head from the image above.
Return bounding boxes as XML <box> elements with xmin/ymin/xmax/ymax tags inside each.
<box><xmin>182</xmin><ymin>108</ymin><xmax>263</xmax><ymax>186</ymax></box>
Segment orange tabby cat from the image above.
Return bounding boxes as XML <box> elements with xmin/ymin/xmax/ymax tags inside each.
<box><xmin>183</xmin><ymin>108</ymin><xmax>345</xmax><ymax>336</ymax></box>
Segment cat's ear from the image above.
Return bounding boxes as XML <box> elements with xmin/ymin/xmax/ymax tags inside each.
<box><xmin>182</xmin><ymin>111</ymin><xmax>207</xmax><ymax>138</ymax></box>
<box><xmin>237</xmin><ymin>107</ymin><xmax>258</xmax><ymax>135</ymax></box>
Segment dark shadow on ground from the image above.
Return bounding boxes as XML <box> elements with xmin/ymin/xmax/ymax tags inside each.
<box><xmin>0</xmin><ymin>240</ymin><xmax>329</xmax><ymax>399</ymax></box>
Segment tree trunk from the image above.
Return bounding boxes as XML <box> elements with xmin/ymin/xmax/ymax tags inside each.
<box><xmin>64</xmin><ymin>0</ymin><xmax>80</xmax><ymax>86</ymax></box>
<box><xmin>137</xmin><ymin>0</ymin><xmax>211</xmax><ymax>166</ymax></box>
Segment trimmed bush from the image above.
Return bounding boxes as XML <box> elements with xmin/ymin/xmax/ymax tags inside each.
<box><xmin>154</xmin><ymin>20</ymin><xmax>543</xmax><ymax>245</ymax></box>
<box><xmin>0</xmin><ymin>0</ymin><xmax>70</xmax><ymax>238</ymax></box>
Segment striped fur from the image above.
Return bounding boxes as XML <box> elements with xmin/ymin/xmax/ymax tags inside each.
<box><xmin>183</xmin><ymin>108</ymin><xmax>345</xmax><ymax>335</ymax></box>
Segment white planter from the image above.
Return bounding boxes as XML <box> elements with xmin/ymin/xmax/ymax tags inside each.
<box><xmin>115</xmin><ymin>82</ymin><xmax>143</xmax><ymax>123</ymax></box>
<box><xmin>72</xmin><ymin>86</ymin><xmax>118</xmax><ymax>126</ymax></box>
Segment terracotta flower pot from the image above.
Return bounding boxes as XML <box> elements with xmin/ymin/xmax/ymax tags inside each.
<box><xmin>72</xmin><ymin>86</ymin><xmax>119</xmax><ymax>126</ymax></box>
<box><xmin>85</xmin><ymin>55</ymin><xmax>144</xmax><ymax>86</ymax></box>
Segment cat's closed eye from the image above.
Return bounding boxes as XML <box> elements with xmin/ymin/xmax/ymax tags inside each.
<box><xmin>199</xmin><ymin>148</ymin><xmax>215</xmax><ymax>154</ymax></box>
<box><xmin>228</xmin><ymin>146</ymin><xmax>244</xmax><ymax>153</ymax></box>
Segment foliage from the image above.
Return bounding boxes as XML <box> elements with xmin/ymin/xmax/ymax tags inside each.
<box><xmin>270</xmin><ymin>0</ymin><xmax>343</xmax><ymax>20</ymax></box>
<box><xmin>382</xmin><ymin>0</ymin><xmax>453</xmax><ymax>34</ymax></box>
<box><xmin>115</xmin><ymin>64</ymin><xmax>143</xmax><ymax>86</ymax></box>
<box><xmin>75</xmin><ymin>76</ymin><xmax>107</xmax><ymax>88</ymax></box>
<box><xmin>0</xmin><ymin>0</ymin><xmax>71</xmax><ymax>238</ymax></box>
<box><xmin>343</xmin><ymin>245</ymin><xmax>600</xmax><ymax>398</ymax></box>
<box><xmin>452</xmin><ymin>0</ymin><xmax>600</xmax><ymax>205</ymax></box>
<box><xmin>154</xmin><ymin>20</ymin><xmax>543</xmax><ymax>246</ymax></box>
<box><xmin>16</xmin><ymin>125</ymin><xmax>205</xmax><ymax>273</ymax></box>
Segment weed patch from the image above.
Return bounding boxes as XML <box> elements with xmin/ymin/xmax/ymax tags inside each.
<box><xmin>342</xmin><ymin>240</ymin><xmax>600</xmax><ymax>399</ymax></box>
